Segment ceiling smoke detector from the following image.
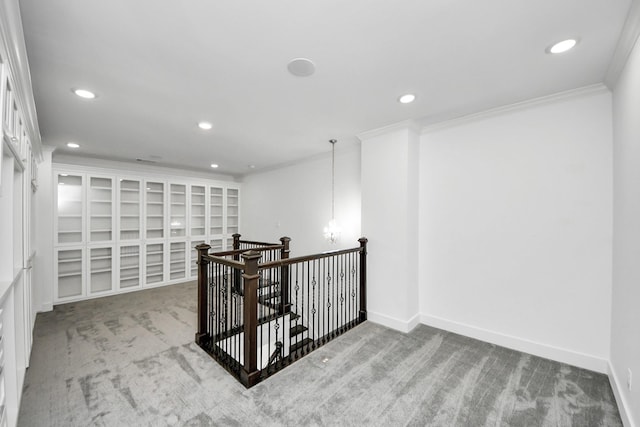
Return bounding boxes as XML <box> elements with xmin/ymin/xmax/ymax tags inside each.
<box><xmin>287</xmin><ymin>58</ymin><xmax>316</xmax><ymax>77</ymax></box>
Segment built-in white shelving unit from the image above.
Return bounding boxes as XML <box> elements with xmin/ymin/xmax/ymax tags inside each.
<box><xmin>89</xmin><ymin>247</ymin><xmax>113</xmax><ymax>294</ymax></box>
<box><xmin>145</xmin><ymin>181</ymin><xmax>164</xmax><ymax>239</ymax></box>
<box><xmin>119</xmin><ymin>245</ymin><xmax>141</xmax><ymax>289</ymax></box>
<box><xmin>56</xmin><ymin>174</ymin><xmax>83</xmax><ymax>244</ymax></box>
<box><xmin>145</xmin><ymin>242</ymin><xmax>165</xmax><ymax>285</ymax></box>
<box><xmin>170</xmin><ymin>241</ymin><xmax>186</xmax><ymax>281</ymax></box>
<box><xmin>55</xmin><ymin>248</ymin><xmax>83</xmax><ymax>299</ymax></box>
<box><xmin>226</xmin><ymin>188</ymin><xmax>239</xmax><ymax>235</ymax></box>
<box><xmin>88</xmin><ymin>177</ymin><xmax>113</xmax><ymax>243</ymax></box>
<box><xmin>170</xmin><ymin>184</ymin><xmax>186</xmax><ymax>238</ymax></box>
<box><xmin>119</xmin><ymin>179</ymin><xmax>141</xmax><ymax>241</ymax></box>
<box><xmin>53</xmin><ymin>166</ymin><xmax>240</xmax><ymax>303</ymax></box>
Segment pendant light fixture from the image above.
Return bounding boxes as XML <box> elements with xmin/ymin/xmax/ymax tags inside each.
<box><xmin>323</xmin><ymin>139</ymin><xmax>341</xmax><ymax>243</ymax></box>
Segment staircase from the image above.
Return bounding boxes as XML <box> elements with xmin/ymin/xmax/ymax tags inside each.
<box><xmin>195</xmin><ymin>235</ymin><xmax>368</xmax><ymax>388</ymax></box>
<box><xmin>224</xmin><ymin>277</ymin><xmax>311</xmax><ymax>368</ymax></box>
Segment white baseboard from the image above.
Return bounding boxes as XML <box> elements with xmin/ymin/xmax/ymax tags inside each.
<box><xmin>419</xmin><ymin>313</ymin><xmax>608</xmax><ymax>373</ymax></box>
<box><xmin>367</xmin><ymin>310</ymin><xmax>420</xmax><ymax>333</ymax></box>
<box><xmin>39</xmin><ymin>302</ymin><xmax>53</xmax><ymax>312</ymax></box>
<box><xmin>608</xmin><ymin>362</ymin><xmax>637</xmax><ymax>427</ymax></box>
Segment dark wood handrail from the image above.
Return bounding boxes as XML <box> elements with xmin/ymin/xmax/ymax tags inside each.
<box><xmin>202</xmin><ymin>254</ymin><xmax>245</xmax><ymax>270</ymax></box>
<box><xmin>211</xmin><ymin>245</ymin><xmax>283</xmax><ymax>258</ymax></box>
<box><xmin>240</xmin><ymin>239</ymin><xmax>281</xmax><ymax>246</ymax></box>
<box><xmin>258</xmin><ymin>246</ymin><xmax>363</xmax><ymax>270</ymax></box>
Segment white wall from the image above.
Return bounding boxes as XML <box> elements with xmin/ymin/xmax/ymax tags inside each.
<box><xmin>419</xmin><ymin>88</ymin><xmax>613</xmax><ymax>372</ymax></box>
<box><xmin>611</xmin><ymin>32</ymin><xmax>640</xmax><ymax>426</ymax></box>
<box><xmin>241</xmin><ymin>144</ymin><xmax>361</xmax><ymax>257</ymax></box>
<box><xmin>360</xmin><ymin>125</ymin><xmax>420</xmax><ymax>331</ymax></box>
<box><xmin>33</xmin><ymin>147</ymin><xmax>53</xmax><ymax>312</ymax></box>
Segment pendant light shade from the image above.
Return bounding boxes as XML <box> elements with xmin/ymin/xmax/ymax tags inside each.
<box><xmin>324</xmin><ymin>139</ymin><xmax>341</xmax><ymax>243</ymax></box>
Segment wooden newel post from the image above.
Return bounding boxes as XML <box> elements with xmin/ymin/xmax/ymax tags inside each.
<box><xmin>358</xmin><ymin>237</ymin><xmax>368</xmax><ymax>322</ymax></box>
<box><xmin>195</xmin><ymin>243</ymin><xmax>211</xmax><ymax>345</ymax></box>
<box><xmin>232</xmin><ymin>233</ymin><xmax>241</xmax><ymax>258</ymax></box>
<box><xmin>279</xmin><ymin>236</ymin><xmax>291</xmax><ymax>314</ymax></box>
<box><xmin>241</xmin><ymin>250</ymin><xmax>262</xmax><ymax>387</ymax></box>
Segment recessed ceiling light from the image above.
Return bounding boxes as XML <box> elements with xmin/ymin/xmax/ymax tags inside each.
<box><xmin>398</xmin><ymin>94</ymin><xmax>416</xmax><ymax>104</ymax></box>
<box><xmin>67</xmin><ymin>142</ymin><xmax>80</xmax><ymax>148</ymax></box>
<box><xmin>287</xmin><ymin>58</ymin><xmax>316</xmax><ymax>77</ymax></box>
<box><xmin>73</xmin><ymin>89</ymin><xmax>96</xmax><ymax>99</ymax></box>
<box><xmin>198</xmin><ymin>122</ymin><xmax>213</xmax><ymax>130</ymax></box>
<box><xmin>547</xmin><ymin>39</ymin><xmax>578</xmax><ymax>54</ymax></box>
<box><xmin>210</xmin><ymin>163</ymin><xmax>219</xmax><ymax>168</ymax></box>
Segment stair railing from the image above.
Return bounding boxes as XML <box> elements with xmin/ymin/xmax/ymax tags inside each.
<box><xmin>196</xmin><ymin>237</ymin><xmax>368</xmax><ymax>388</ymax></box>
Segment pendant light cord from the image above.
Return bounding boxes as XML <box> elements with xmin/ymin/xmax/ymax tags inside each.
<box><xmin>330</xmin><ymin>139</ymin><xmax>336</xmax><ymax>220</ymax></box>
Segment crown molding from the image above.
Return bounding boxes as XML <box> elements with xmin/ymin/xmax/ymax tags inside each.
<box><xmin>605</xmin><ymin>0</ymin><xmax>640</xmax><ymax>89</ymax></box>
<box><xmin>239</xmin><ymin>139</ymin><xmax>361</xmax><ymax>180</ymax></box>
<box><xmin>357</xmin><ymin>120</ymin><xmax>421</xmax><ymax>142</ymax></box>
<box><xmin>53</xmin><ymin>153</ymin><xmax>239</xmax><ymax>183</ymax></box>
<box><xmin>0</xmin><ymin>0</ymin><xmax>43</xmax><ymax>160</ymax></box>
<box><xmin>421</xmin><ymin>84</ymin><xmax>610</xmax><ymax>135</ymax></box>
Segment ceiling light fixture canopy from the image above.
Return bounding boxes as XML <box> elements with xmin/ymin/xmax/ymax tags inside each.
<box><xmin>323</xmin><ymin>139</ymin><xmax>341</xmax><ymax>244</ymax></box>
<box><xmin>73</xmin><ymin>89</ymin><xmax>96</xmax><ymax>99</ymax></box>
<box><xmin>398</xmin><ymin>93</ymin><xmax>416</xmax><ymax>104</ymax></box>
<box><xmin>548</xmin><ymin>38</ymin><xmax>578</xmax><ymax>54</ymax></box>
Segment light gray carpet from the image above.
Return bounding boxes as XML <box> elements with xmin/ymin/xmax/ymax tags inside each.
<box><xmin>18</xmin><ymin>281</ymin><xmax>622</xmax><ymax>426</ymax></box>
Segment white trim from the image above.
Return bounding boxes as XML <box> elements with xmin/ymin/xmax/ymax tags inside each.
<box><xmin>357</xmin><ymin>120</ymin><xmax>421</xmax><ymax>142</ymax></box>
<box><xmin>421</xmin><ymin>84</ymin><xmax>610</xmax><ymax>135</ymax></box>
<box><xmin>0</xmin><ymin>0</ymin><xmax>43</xmax><ymax>159</ymax></box>
<box><xmin>240</xmin><ymin>139</ymin><xmax>361</xmax><ymax>179</ymax></box>
<box><xmin>367</xmin><ymin>310</ymin><xmax>420</xmax><ymax>333</ymax></box>
<box><xmin>605</xmin><ymin>0</ymin><xmax>640</xmax><ymax>89</ymax></box>
<box><xmin>608</xmin><ymin>362</ymin><xmax>637</xmax><ymax>427</ymax></box>
<box><xmin>419</xmin><ymin>313</ymin><xmax>608</xmax><ymax>373</ymax></box>
<box><xmin>38</xmin><ymin>302</ymin><xmax>53</xmax><ymax>312</ymax></box>
<box><xmin>53</xmin><ymin>155</ymin><xmax>239</xmax><ymax>183</ymax></box>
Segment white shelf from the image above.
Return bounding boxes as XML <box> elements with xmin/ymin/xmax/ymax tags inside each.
<box><xmin>146</xmin><ymin>262</ymin><xmax>163</xmax><ymax>267</ymax></box>
<box><xmin>58</xmin><ymin>272</ymin><xmax>82</xmax><ymax>278</ymax></box>
<box><xmin>58</xmin><ymin>258</ymin><xmax>82</xmax><ymax>264</ymax></box>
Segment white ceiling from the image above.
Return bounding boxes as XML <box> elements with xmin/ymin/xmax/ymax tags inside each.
<box><xmin>19</xmin><ymin>0</ymin><xmax>631</xmax><ymax>177</ymax></box>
